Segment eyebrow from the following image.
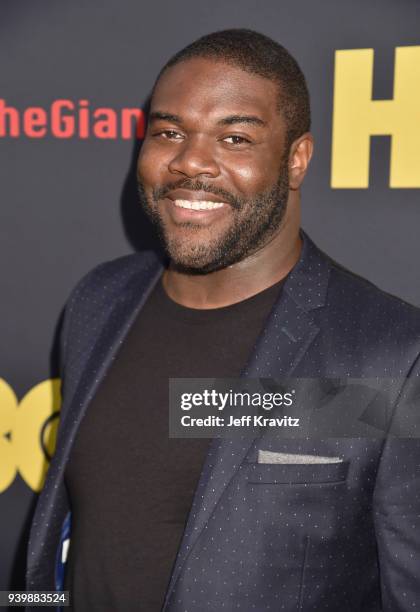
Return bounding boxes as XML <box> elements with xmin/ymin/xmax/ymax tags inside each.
<box><xmin>149</xmin><ymin>111</ymin><xmax>181</xmax><ymax>123</ymax></box>
<box><xmin>217</xmin><ymin>114</ymin><xmax>267</xmax><ymax>127</ymax></box>
<box><xmin>149</xmin><ymin>111</ymin><xmax>267</xmax><ymax>128</ymax></box>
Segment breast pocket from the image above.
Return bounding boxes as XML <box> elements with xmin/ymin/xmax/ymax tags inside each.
<box><xmin>246</xmin><ymin>460</ymin><xmax>349</xmax><ymax>485</ymax></box>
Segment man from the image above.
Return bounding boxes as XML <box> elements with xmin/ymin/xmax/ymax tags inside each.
<box><xmin>26</xmin><ymin>29</ymin><xmax>420</xmax><ymax>611</ymax></box>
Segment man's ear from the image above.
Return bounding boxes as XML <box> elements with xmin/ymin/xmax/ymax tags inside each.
<box><xmin>288</xmin><ymin>133</ymin><xmax>314</xmax><ymax>190</ymax></box>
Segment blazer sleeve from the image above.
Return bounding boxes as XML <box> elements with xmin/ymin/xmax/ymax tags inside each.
<box><xmin>373</xmin><ymin>351</ymin><xmax>420</xmax><ymax>611</ymax></box>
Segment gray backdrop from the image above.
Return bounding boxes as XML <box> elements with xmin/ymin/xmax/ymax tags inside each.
<box><xmin>1</xmin><ymin>0</ymin><xmax>419</xmax><ymax>591</ymax></box>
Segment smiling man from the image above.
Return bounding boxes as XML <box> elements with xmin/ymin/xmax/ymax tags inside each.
<box><xmin>27</xmin><ymin>29</ymin><xmax>420</xmax><ymax>611</ymax></box>
<box><xmin>137</xmin><ymin>41</ymin><xmax>310</xmax><ymax>301</ymax></box>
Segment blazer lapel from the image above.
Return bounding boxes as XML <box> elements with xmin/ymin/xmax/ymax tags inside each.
<box><xmin>163</xmin><ymin>231</ymin><xmax>331</xmax><ymax>608</ymax></box>
<box><xmin>57</xmin><ymin>256</ymin><xmax>165</xmax><ymax>472</ymax></box>
<box><xmin>28</xmin><ymin>253</ymin><xmax>164</xmax><ymax>583</ymax></box>
<box><xmin>58</xmin><ymin>257</ymin><xmax>164</xmax><ymax>438</ymax></box>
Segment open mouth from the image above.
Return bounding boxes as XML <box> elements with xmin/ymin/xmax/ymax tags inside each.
<box><xmin>173</xmin><ymin>199</ymin><xmax>225</xmax><ymax>211</ymax></box>
<box><xmin>163</xmin><ymin>197</ymin><xmax>229</xmax><ymax>224</ymax></box>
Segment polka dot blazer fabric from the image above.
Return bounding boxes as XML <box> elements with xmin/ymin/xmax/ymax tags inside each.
<box><xmin>26</xmin><ymin>231</ymin><xmax>420</xmax><ymax>611</ymax></box>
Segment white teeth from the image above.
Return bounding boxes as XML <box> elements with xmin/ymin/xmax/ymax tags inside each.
<box><xmin>173</xmin><ymin>199</ymin><xmax>225</xmax><ymax>210</ymax></box>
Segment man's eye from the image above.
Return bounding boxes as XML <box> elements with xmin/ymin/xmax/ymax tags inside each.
<box><xmin>223</xmin><ymin>135</ymin><xmax>251</xmax><ymax>145</ymax></box>
<box><xmin>154</xmin><ymin>130</ymin><xmax>183</xmax><ymax>140</ymax></box>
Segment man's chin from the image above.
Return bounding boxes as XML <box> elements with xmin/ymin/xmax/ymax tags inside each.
<box><xmin>166</xmin><ymin>252</ymin><xmax>224</xmax><ymax>275</ymax></box>
<box><xmin>161</xmin><ymin>236</ymin><xmax>223</xmax><ymax>274</ymax></box>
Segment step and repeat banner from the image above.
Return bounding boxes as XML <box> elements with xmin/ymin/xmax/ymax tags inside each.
<box><xmin>1</xmin><ymin>0</ymin><xmax>419</xmax><ymax>591</ymax></box>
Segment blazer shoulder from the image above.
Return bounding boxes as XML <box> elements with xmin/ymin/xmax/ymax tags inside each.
<box><xmin>324</xmin><ymin>257</ymin><xmax>420</xmax><ymax>358</ymax></box>
<box><xmin>301</xmin><ymin>233</ymin><xmax>420</xmax><ymax>330</ymax></box>
<box><xmin>59</xmin><ymin>250</ymin><xmax>164</xmax><ymax>373</ymax></box>
<box><xmin>66</xmin><ymin>250</ymin><xmax>163</xmax><ymax>306</ymax></box>
<box><xmin>328</xmin><ymin>257</ymin><xmax>420</xmax><ymax>320</ymax></box>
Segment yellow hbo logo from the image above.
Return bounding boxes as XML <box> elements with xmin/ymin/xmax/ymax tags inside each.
<box><xmin>0</xmin><ymin>378</ymin><xmax>61</xmax><ymax>493</ymax></box>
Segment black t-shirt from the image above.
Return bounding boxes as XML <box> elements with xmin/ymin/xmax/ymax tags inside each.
<box><xmin>64</xmin><ymin>275</ymin><xmax>285</xmax><ymax>611</ymax></box>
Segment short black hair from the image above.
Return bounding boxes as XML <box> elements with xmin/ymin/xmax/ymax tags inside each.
<box><xmin>153</xmin><ymin>28</ymin><xmax>311</xmax><ymax>149</ymax></box>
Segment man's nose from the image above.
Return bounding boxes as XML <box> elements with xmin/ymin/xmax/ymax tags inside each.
<box><xmin>168</xmin><ymin>136</ymin><xmax>220</xmax><ymax>178</ymax></box>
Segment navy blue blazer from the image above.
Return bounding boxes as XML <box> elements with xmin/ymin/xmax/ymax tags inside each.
<box><xmin>26</xmin><ymin>231</ymin><xmax>420</xmax><ymax>611</ymax></box>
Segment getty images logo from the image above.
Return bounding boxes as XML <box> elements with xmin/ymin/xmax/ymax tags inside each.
<box><xmin>0</xmin><ymin>98</ymin><xmax>145</xmax><ymax>140</ymax></box>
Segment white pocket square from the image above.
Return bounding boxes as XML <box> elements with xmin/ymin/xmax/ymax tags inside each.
<box><xmin>258</xmin><ymin>450</ymin><xmax>343</xmax><ymax>465</ymax></box>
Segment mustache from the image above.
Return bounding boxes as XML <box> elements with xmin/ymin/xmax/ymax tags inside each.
<box><xmin>151</xmin><ymin>179</ymin><xmax>242</xmax><ymax>210</ymax></box>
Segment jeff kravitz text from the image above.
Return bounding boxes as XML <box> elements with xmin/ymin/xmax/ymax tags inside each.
<box><xmin>180</xmin><ymin>414</ymin><xmax>300</xmax><ymax>428</ymax></box>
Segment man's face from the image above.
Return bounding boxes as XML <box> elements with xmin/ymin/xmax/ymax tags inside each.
<box><xmin>137</xmin><ymin>57</ymin><xmax>290</xmax><ymax>274</ymax></box>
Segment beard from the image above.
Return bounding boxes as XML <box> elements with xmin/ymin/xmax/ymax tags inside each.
<box><xmin>137</xmin><ymin>159</ymin><xmax>290</xmax><ymax>275</ymax></box>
